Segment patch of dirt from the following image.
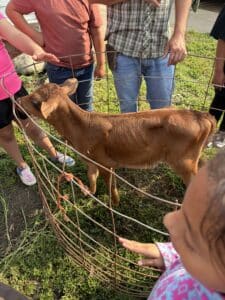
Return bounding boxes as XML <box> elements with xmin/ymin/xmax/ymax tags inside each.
<box><xmin>0</xmin><ymin>184</ymin><xmax>42</xmax><ymax>256</ymax></box>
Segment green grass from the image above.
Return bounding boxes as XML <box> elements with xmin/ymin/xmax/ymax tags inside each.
<box><xmin>0</xmin><ymin>31</ymin><xmax>219</xmax><ymax>299</ymax></box>
<box><xmin>174</xmin><ymin>32</ymin><xmax>216</xmax><ymax>110</ymax></box>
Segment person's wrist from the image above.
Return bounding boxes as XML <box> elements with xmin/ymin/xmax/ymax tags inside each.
<box><xmin>96</xmin><ymin>64</ymin><xmax>105</xmax><ymax>72</ymax></box>
<box><xmin>32</xmin><ymin>49</ymin><xmax>44</xmax><ymax>59</ymax></box>
<box><xmin>96</xmin><ymin>61</ymin><xmax>105</xmax><ymax>67</ymax></box>
<box><xmin>172</xmin><ymin>30</ymin><xmax>185</xmax><ymax>38</ymax></box>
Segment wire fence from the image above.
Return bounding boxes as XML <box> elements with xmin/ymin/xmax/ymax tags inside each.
<box><xmin>0</xmin><ymin>47</ymin><xmax>223</xmax><ymax>297</ymax></box>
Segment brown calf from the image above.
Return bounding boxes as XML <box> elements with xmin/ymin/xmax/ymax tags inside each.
<box><xmin>19</xmin><ymin>79</ymin><xmax>216</xmax><ymax>205</ymax></box>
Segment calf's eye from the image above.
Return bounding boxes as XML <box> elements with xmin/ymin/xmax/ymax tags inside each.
<box><xmin>32</xmin><ymin>99</ymin><xmax>41</xmax><ymax>110</ymax></box>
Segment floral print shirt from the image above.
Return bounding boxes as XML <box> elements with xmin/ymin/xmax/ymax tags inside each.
<box><xmin>148</xmin><ymin>243</ymin><xmax>225</xmax><ymax>300</ymax></box>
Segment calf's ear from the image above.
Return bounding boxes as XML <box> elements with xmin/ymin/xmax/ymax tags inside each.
<box><xmin>41</xmin><ymin>100</ymin><xmax>58</xmax><ymax>119</ymax></box>
<box><xmin>60</xmin><ymin>78</ymin><xmax>78</xmax><ymax>96</ymax></box>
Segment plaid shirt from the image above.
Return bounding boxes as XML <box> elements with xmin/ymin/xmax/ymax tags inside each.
<box><xmin>106</xmin><ymin>0</ymin><xmax>173</xmax><ymax>58</ymax></box>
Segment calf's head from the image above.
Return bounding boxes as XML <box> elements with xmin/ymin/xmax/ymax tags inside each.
<box><xmin>18</xmin><ymin>78</ymin><xmax>78</xmax><ymax>120</ymax></box>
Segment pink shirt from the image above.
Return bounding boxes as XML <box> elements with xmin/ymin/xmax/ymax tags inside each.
<box><xmin>0</xmin><ymin>12</ymin><xmax>21</xmax><ymax>100</ymax></box>
<box><xmin>148</xmin><ymin>243</ymin><xmax>225</xmax><ymax>300</ymax></box>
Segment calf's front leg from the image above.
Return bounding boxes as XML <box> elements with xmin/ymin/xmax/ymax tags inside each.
<box><xmin>87</xmin><ymin>163</ymin><xmax>99</xmax><ymax>194</ymax></box>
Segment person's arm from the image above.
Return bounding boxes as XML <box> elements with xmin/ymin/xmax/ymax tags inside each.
<box><xmin>164</xmin><ymin>0</ymin><xmax>192</xmax><ymax>65</ymax></box>
<box><xmin>118</xmin><ymin>237</ymin><xmax>165</xmax><ymax>270</ymax></box>
<box><xmin>90</xmin><ymin>25</ymin><xmax>106</xmax><ymax>79</ymax></box>
<box><xmin>119</xmin><ymin>237</ymin><xmax>181</xmax><ymax>270</ymax></box>
<box><xmin>6</xmin><ymin>1</ymin><xmax>44</xmax><ymax>46</ymax></box>
<box><xmin>89</xmin><ymin>0</ymin><xmax>160</xmax><ymax>5</ymax></box>
<box><xmin>89</xmin><ymin>4</ymin><xmax>106</xmax><ymax>79</ymax></box>
<box><xmin>89</xmin><ymin>0</ymin><xmax>126</xmax><ymax>5</ymax></box>
<box><xmin>0</xmin><ymin>18</ymin><xmax>59</xmax><ymax>62</ymax></box>
<box><xmin>213</xmin><ymin>39</ymin><xmax>225</xmax><ymax>89</ymax></box>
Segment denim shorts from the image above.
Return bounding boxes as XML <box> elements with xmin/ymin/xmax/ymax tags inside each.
<box><xmin>0</xmin><ymin>86</ymin><xmax>28</xmax><ymax>129</ymax></box>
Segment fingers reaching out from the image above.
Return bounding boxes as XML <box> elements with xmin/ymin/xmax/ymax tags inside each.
<box><xmin>118</xmin><ymin>237</ymin><xmax>165</xmax><ymax>269</ymax></box>
<box><xmin>32</xmin><ymin>51</ymin><xmax>60</xmax><ymax>63</ymax></box>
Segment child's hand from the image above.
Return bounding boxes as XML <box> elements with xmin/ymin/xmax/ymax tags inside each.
<box><xmin>32</xmin><ymin>51</ymin><xmax>60</xmax><ymax>63</ymax></box>
<box><xmin>119</xmin><ymin>237</ymin><xmax>165</xmax><ymax>269</ymax></box>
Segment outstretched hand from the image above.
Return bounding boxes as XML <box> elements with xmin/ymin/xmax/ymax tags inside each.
<box><xmin>32</xmin><ymin>51</ymin><xmax>60</xmax><ymax>64</ymax></box>
<box><xmin>118</xmin><ymin>237</ymin><xmax>165</xmax><ymax>269</ymax></box>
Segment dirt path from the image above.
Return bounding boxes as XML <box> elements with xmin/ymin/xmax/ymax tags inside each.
<box><xmin>0</xmin><ymin>184</ymin><xmax>42</xmax><ymax>256</ymax></box>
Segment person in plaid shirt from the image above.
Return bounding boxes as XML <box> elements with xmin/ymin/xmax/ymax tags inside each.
<box><xmin>90</xmin><ymin>0</ymin><xmax>192</xmax><ymax>112</ymax></box>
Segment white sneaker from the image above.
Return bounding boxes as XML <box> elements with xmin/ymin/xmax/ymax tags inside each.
<box><xmin>213</xmin><ymin>131</ymin><xmax>225</xmax><ymax>149</ymax></box>
<box><xmin>214</xmin><ymin>138</ymin><xmax>225</xmax><ymax>149</ymax></box>
<box><xmin>207</xmin><ymin>138</ymin><xmax>213</xmax><ymax>148</ymax></box>
<box><xmin>51</xmin><ymin>152</ymin><xmax>75</xmax><ymax>167</ymax></box>
<box><xmin>16</xmin><ymin>166</ymin><xmax>37</xmax><ymax>186</ymax></box>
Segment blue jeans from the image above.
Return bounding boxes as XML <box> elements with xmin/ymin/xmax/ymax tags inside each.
<box><xmin>113</xmin><ymin>54</ymin><xmax>175</xmax><ymax>112</ymax></box>
<box><xmin>46</xmin><ymin>63</ymin><xmax>94</xmax><ymax>111</ymax></box>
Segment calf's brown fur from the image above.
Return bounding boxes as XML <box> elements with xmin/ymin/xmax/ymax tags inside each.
<box><xmin>19</xmin><ymin>79</ymin><xmax>216</xmax><ymax>205</ymax></box>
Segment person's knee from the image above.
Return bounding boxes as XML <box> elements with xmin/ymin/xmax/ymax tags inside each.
<box><xmin>22</xmin><ymin>120</ymin><xmax>44</xmax><ymax>139</ymax></box>
<box><xmin>0</xmin><ymin>125</ymin><xmax>15</xmax><ymax>143</ymax></box>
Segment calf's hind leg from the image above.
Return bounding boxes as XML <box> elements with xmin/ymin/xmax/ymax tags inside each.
<box><xmin>173</xmin><ymin>158</ymin><xmax>198</xmax><ymax>186</ymax></box>
<box><xmin>99</xmin><ymin>167</ymin><xmax>120</xmax><ymax>206</ymax></box>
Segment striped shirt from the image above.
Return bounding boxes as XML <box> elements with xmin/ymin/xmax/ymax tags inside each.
<box><xmin>106</xmin><ymin>0</ymin><xmax>173</xmax><ymax>59</ymax></box>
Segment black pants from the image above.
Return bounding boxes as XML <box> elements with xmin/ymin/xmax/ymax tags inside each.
<box><xmin>209</xmin><ymin>88</ymin><xmax>225</xmax><ymax>131</ymax></box>
<box><xmin>0</xmin><ymin>85</ymin><xmax>28</xmax><ymax>129</ymax></box>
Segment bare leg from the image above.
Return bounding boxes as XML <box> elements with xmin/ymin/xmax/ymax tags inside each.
<box><xmin>0</xmin><ymin>124</ymin><xmax>26</xmax><ymax>168</ymax></box>
<box><xmin>20</xmin><ymin>118</ymin><xmax>57</xmax><ymax>158</ymax></box>
<box><xmin>16</xmin><ymin>119</ymin><xmax>74</xmax><ymax>167</ymax></box>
